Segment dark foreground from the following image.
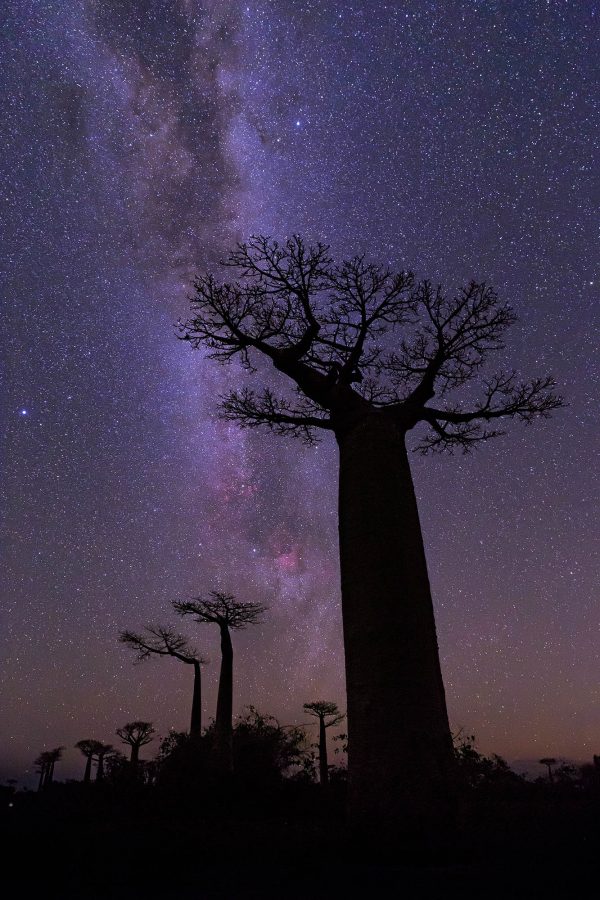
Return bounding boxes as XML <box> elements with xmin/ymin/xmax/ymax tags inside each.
<box><xmin>2</xmin><ymin>781</ymin><xmax>599</xmax><ymax>898</ymax></box>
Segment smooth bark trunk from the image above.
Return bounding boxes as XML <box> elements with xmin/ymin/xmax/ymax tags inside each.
<box><xmin>130</xmin><ymin>744</ymin><xmax>139</xmax><ymax>768</ymax></box>
<box><xmin>215</xmin><ymin>625</ymin><xmax>234</xmax><ymax>773</ymax></box>
<box><xmin>37</xmin><ymin>767</ymin><xmax>45</xmax><ymax>792</ymax></box>
<box><xmin>83</xmin><ymin>754</ymin><xmax>92</xmax><ymax>784</ymax></box>
<box><xmin>319</xmin><ymin>717</ymin><xmax>329</xmax><ymax>787</ymax></box>
<box><xmin>337</xmin><ymin>412</ymin><xmax>455</xmax><ymax>828</ymax></box>
<box><xmin>190</xmin><ymin>661</ymin><xmax>202</xmax><ymax>741</ymax></box>
<box><xmin>96</xmin><ymin>755</ymin><xmax>105</xmax><ymax>781</ymax></box>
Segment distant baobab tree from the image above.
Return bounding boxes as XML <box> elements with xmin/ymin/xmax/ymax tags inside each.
<box><xmin>75</xmin><ymin>739</ymin><xmax>105</xmax><ymax>784</ymax></box>
<box><xmin>35</xmin><ymin>746</ymin><xmax>64</xmax><ymax>788</ymax></box>
<box><xmin>179</xmin><ymin>235</ymin><xmax>562</xmax><ymax>827</ymax></box>
<box><xmin>120</xmin><ymin>626</ymin><xmax>208</xmax><ymax>742</ymax></box>
<box><xmin>95</xmin><ymin>743</ymin><xmax>113</xmax><ymax>781</ymax></box>
<box><xmin>174</xmin><ymin>592</ymin><xmax>266</xmax><ymax>774</ymax></box>
<box><xmin>116</xmin><ymin>721</ymin><xmax>155</xmax><ymax>768</ymax></box>
<box><xmin>540</xmin><ymin>757</ymin><xmax>557</xmax><ymax>784</ymax></box>
<box><xmin>34</xmin><ymin>752</ymin><xmax>52</xmax><ymax>791</ymax></box>
<box><xmin>303</xmin><ymin>701</ymin><xmax>345</xmax><ymax>787</ymax></box>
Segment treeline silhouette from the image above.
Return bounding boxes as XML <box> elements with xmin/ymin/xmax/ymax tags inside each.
<box><xmin>24</xmin><ymin>590</ymin><xmax>346</xmax><ymax>797</ymax></box>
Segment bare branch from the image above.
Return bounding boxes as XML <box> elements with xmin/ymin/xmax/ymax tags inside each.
<box><xmin>174</xmin><ymin>591</ymin><xmax>267</xmax><ymax>630</ymax></box>
<box><xmin>220</xmin><ymin>387</ymin><xmax>333</xmax><ymax>444</ymax></box>
<box><xmin>116</xmin><ymin>721</ymin><xmax>155</xmax><ymax>748</ymax></box>
<box><xmin>416</xmin><ymin>374</ymin><xmax>564</xmax><ymax>453</ymax></box>
<box><xmin>119</xmin><ymin>627</ymin><xmax>206</xmax><ymax>666</ymax></box>
<box><xmin>303</xmin><ymin>701</ymin><xmax>345</xmax><ymax>728</ymax></box>
<box><xmin>180</xmin><ymin>237</ymin><xmax>563</xmax><ymax>450</ymax></box>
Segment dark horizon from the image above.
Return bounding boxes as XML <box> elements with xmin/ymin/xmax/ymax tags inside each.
<box><xmin>2</xmin><ymin>1</ymin><xmax>599</xmax><ymax>788</ymax></box>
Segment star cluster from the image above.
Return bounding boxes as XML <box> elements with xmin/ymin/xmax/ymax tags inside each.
<box><xmin>1</xmin><ymin>1</ymin><xmax>599</xmax><ymax>783</ymax></box>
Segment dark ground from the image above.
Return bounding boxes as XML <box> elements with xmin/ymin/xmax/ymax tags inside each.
<box><xmin>2</xmin><ymin>782</ymin><xmax>599</xmax><ymax>898</ymax></box>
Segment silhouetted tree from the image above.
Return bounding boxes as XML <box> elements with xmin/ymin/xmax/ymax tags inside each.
<box><xmin>233</xmin><ymin>706</ymin><xmax>308</xmax><ymax>783</ymax></box>
<box><xmin>120</xmin><ymin>626</ymin><xmax>208</xmax><ymax>741</ymax></box>
<box><xmin>540</xmin><ymin>757</ymin><xmax>557</xmax><ymax>784</ymax></box>
<box><xmin>75</xmin><ymin>739</ymin><xmax>104</xmax><ymax>784</ymax></box>
<box><xmin>34</xmin><ymin>752</ymin><xmax>52</xmax><ymax>791</ymax></box>
<box><xmin>116</xmin><ymin>721</ymin><xmax>155</xmax><ymax>768</ymax></box>
<box><xmin>42</xmin><ymin>747</ymin><xmax>64</xmax><ymax>787</ymax></box>
<box><xmin>103</xmin><ymin>749</ymin><xmax>128</xmax><ymax>784</ymax></box>
<box><xmin>453</xmin><ymin>731</ymin><xmax>524</xmax><ymax>796</ymax></box>
<box><xmin>303</xmin><ymin>701</ymin><xmax>345</xmax><ymax>787</ymax></box>
<box><xmin>179</xmin><ymin>235</ymin><xmax>562</xmax><ymax>827</ymax></box>
<box><xmin>95</xmin><ymin>743</ymin><xmax>114</xmax><ymax>782</ymax></box>
<box><xmin>174</xmin><ymin>592</ymin><xmax>266</xmax><ymax>774</ymax></box>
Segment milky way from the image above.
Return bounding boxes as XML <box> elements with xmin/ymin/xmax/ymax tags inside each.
<box><xmin>2</xmin><ymin>1</ymin><xmax>599</xmax><ymax>783</ymax></box>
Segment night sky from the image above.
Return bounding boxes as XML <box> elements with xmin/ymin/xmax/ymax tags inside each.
<box><xmin>2</xmin><ymin>1</ymin><xmax>599</xmax><ymax>784</ymax></box>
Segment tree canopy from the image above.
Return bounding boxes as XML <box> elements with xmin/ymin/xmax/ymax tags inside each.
<box><xmin>178</xmin><ymin>235</ymin><xmax>563</xmax><ymax>450</ymax></box>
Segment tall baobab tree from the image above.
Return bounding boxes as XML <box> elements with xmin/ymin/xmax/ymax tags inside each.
<box><xmin>120</xmin><ymin>626</ymin><xmax>208</xmax><ymax>742</ymax></box>
<box><xmin>116</xmin><ymin>721</ymin><xmax>155</xmax><ymax>768</ymax></box>
<box><xmin>178</xmin><ymin>235</ymin><xmax>562</xmax><ymax>827</ymax></box>
<box><xmin>174</xmin><ymin>592</ymin><xmax>266</xmax><ymax>774</ymax></box>
<box><xmin>303</xmin><ymin>701</ymin><xmax>345</xmax><ymax>787</ymax></box>
<box><xmin>75</xmin><ymin>739</ymin><xmax>104</xmax><ymax>784</ymax></box>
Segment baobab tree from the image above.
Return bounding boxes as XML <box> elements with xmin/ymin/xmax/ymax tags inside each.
<box><xmin>75</xmin><ymin>739</ymin><xmax>104</xmax><ymax>784</ymax></box>
<box><xmin>540</xmin><ymin>757</ymin><xmax>557</xmax><ymax>784</ymax></box>
<box><xmin>303</xmin><ymin>701</ymin><xmax>345</xmax><ymax>787</ymax></box>
<box><xmin>174</xmin><ymin>592</ymin><xmax>266</xmax><ymax>774</ymax></box>
<box><xmin>120</xmin><ymin>626</ymin><xmax>208</xmax><ymax>742</ymax></box>
<box><xmin>34</xmin><ymin>752</ymin><xmax>52</xmax><ymax>791</ymax></box>
<box><xmin>116</xmin><ymin>721</ymin><xmax>155</xmax><ymax>768</ymax></box>
<box><xmin>36</xmin><ymin>746</ymin><xmax>64</xmax><ymax>787</ymax></box>
<box><xmin>178</xmin><ymin>235</ymin><xmax>562</xmax><ymax>827</ymax></box>
<box><xmin>95</xmin><ymin>743</ymin><xmax>113</xmax><ymax>781</ymax></box>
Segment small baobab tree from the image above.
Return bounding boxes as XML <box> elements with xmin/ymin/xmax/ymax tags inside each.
<box><xmin>303</xmin><ymin>701</ymin><xmax>345</xmax><ymax>787</ymax></box>
<box><xmin>174</xmin><ymin>592</ymin><xmax>266</xmax><ymax>774</ymax></box>
<box><xmin>539</xmin><ymin>757</ymin><xmax>557</xmax><ymax>784</ymax></box>
<box><xmin>120</xmin><ymin>626</ymin><xmax>208</xmax><ymax>742</ymax></box>
<box><xmin>116</xmin><ymin>721</ymin><xmax>155</xmax><ymax>769</ymax></box>
<box><xmin>42</xmin><ymin>747</ymin><xmax>64</xmax><ymax>787</ymax></box>
<box><xmin>34</xmin><ymin>752</ymin><xmax>52</xmax><ymax>791</ymax></box>
<box><xmin>95</xmin><ymin>743</ymin><xmax>114</xmax><ymax>781</ymax></box>
<box><xmin>178</xmin><ymin>235</ymin><xmax>562</xmax><ymax>827</ymax></box>
<box><xmin>75</xmin><ymin>739</ymin><xmax>104</xmax><ymax>784</ymax></box>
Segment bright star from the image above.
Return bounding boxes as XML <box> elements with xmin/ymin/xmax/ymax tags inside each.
<box><xmin>20</xmin><ymin>409</ymin><xmax>28</xmax><ymax>416</ymax></box>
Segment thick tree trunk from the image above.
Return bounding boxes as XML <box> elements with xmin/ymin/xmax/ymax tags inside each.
<box><xmin>37</xmin><ymin>767</ymin><xmax>45</xmax><ymax>792</ymax></box>
<box><xmin>190</xmin><ymin>660</ymin><xmax>202</xmax><ymax>741</ymax></box>
<box><xmin>96</xmin><ymin>754</ymin><xmax>105</xmax><ymax>781</ymax></box>
<box><xmin>337</xmin><ymin>412</ymin><xmax>455</xmax><ymax>829</ymax></box>
<box><xmin>83</xmin><ymin>754</ymin><xmax>92</xmax><ymax>784</ymax></box>
<box><xmin>214</xmin><ymin>625</ymin><xmax>234</xmax><ymax>773</ymax></box>
<box><xmin>319</xmin><ymin>717</ymin><xmax>329</xmax><ymax>787</ymax></box>
<box><xmin>46</xmin><ymin>762</ymin><xmax>55</xmax><ymax>786</ymax></box>
<box><xmin>130</xmin><ymin>744</ymin><xmax>139</xmax><ymax>768</ymax></box>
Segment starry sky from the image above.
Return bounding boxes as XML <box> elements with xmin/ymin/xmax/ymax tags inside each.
<box><xmin>1</xmin><ymin>1</ymin><xmax>599</xmax><ymax>784</ymax></box>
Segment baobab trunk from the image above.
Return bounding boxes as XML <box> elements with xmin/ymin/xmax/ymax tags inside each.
<box><xmin>190</xmin><ymin>660</ymin><xmax>202</xmax><ymax>742</ymax></box>
<box><xmin>337</xmin><ymin>412</ymin><xmax>455</xmax><ymax>829</ymax></box>
<box><xmin>96</xmin><ymin>755</ymin><xmax>105</xmax><ymax>782</ymax></box>
<box><xmin>318</xmin><ymin>716</ymin><xmax>329</xmax><ymax>787</ymax></box>
<box><xmin>83</xmin><ymin>754</ymin><xmax>92</xmax><ymax>784</ymax></box>
<box><xmin>130</xmin><ymin>745</ymin><xmax>139</xmax><ymax>768</ymax></box>
<box><xmin>37</xmin><ymin>767</ymin><xmax>45</xmax><ymax>792</ymax></box>
<box><xmin>215</xmin><ymin>625</ymin><xmax>234</xmax><ymax>773</ymax></box>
